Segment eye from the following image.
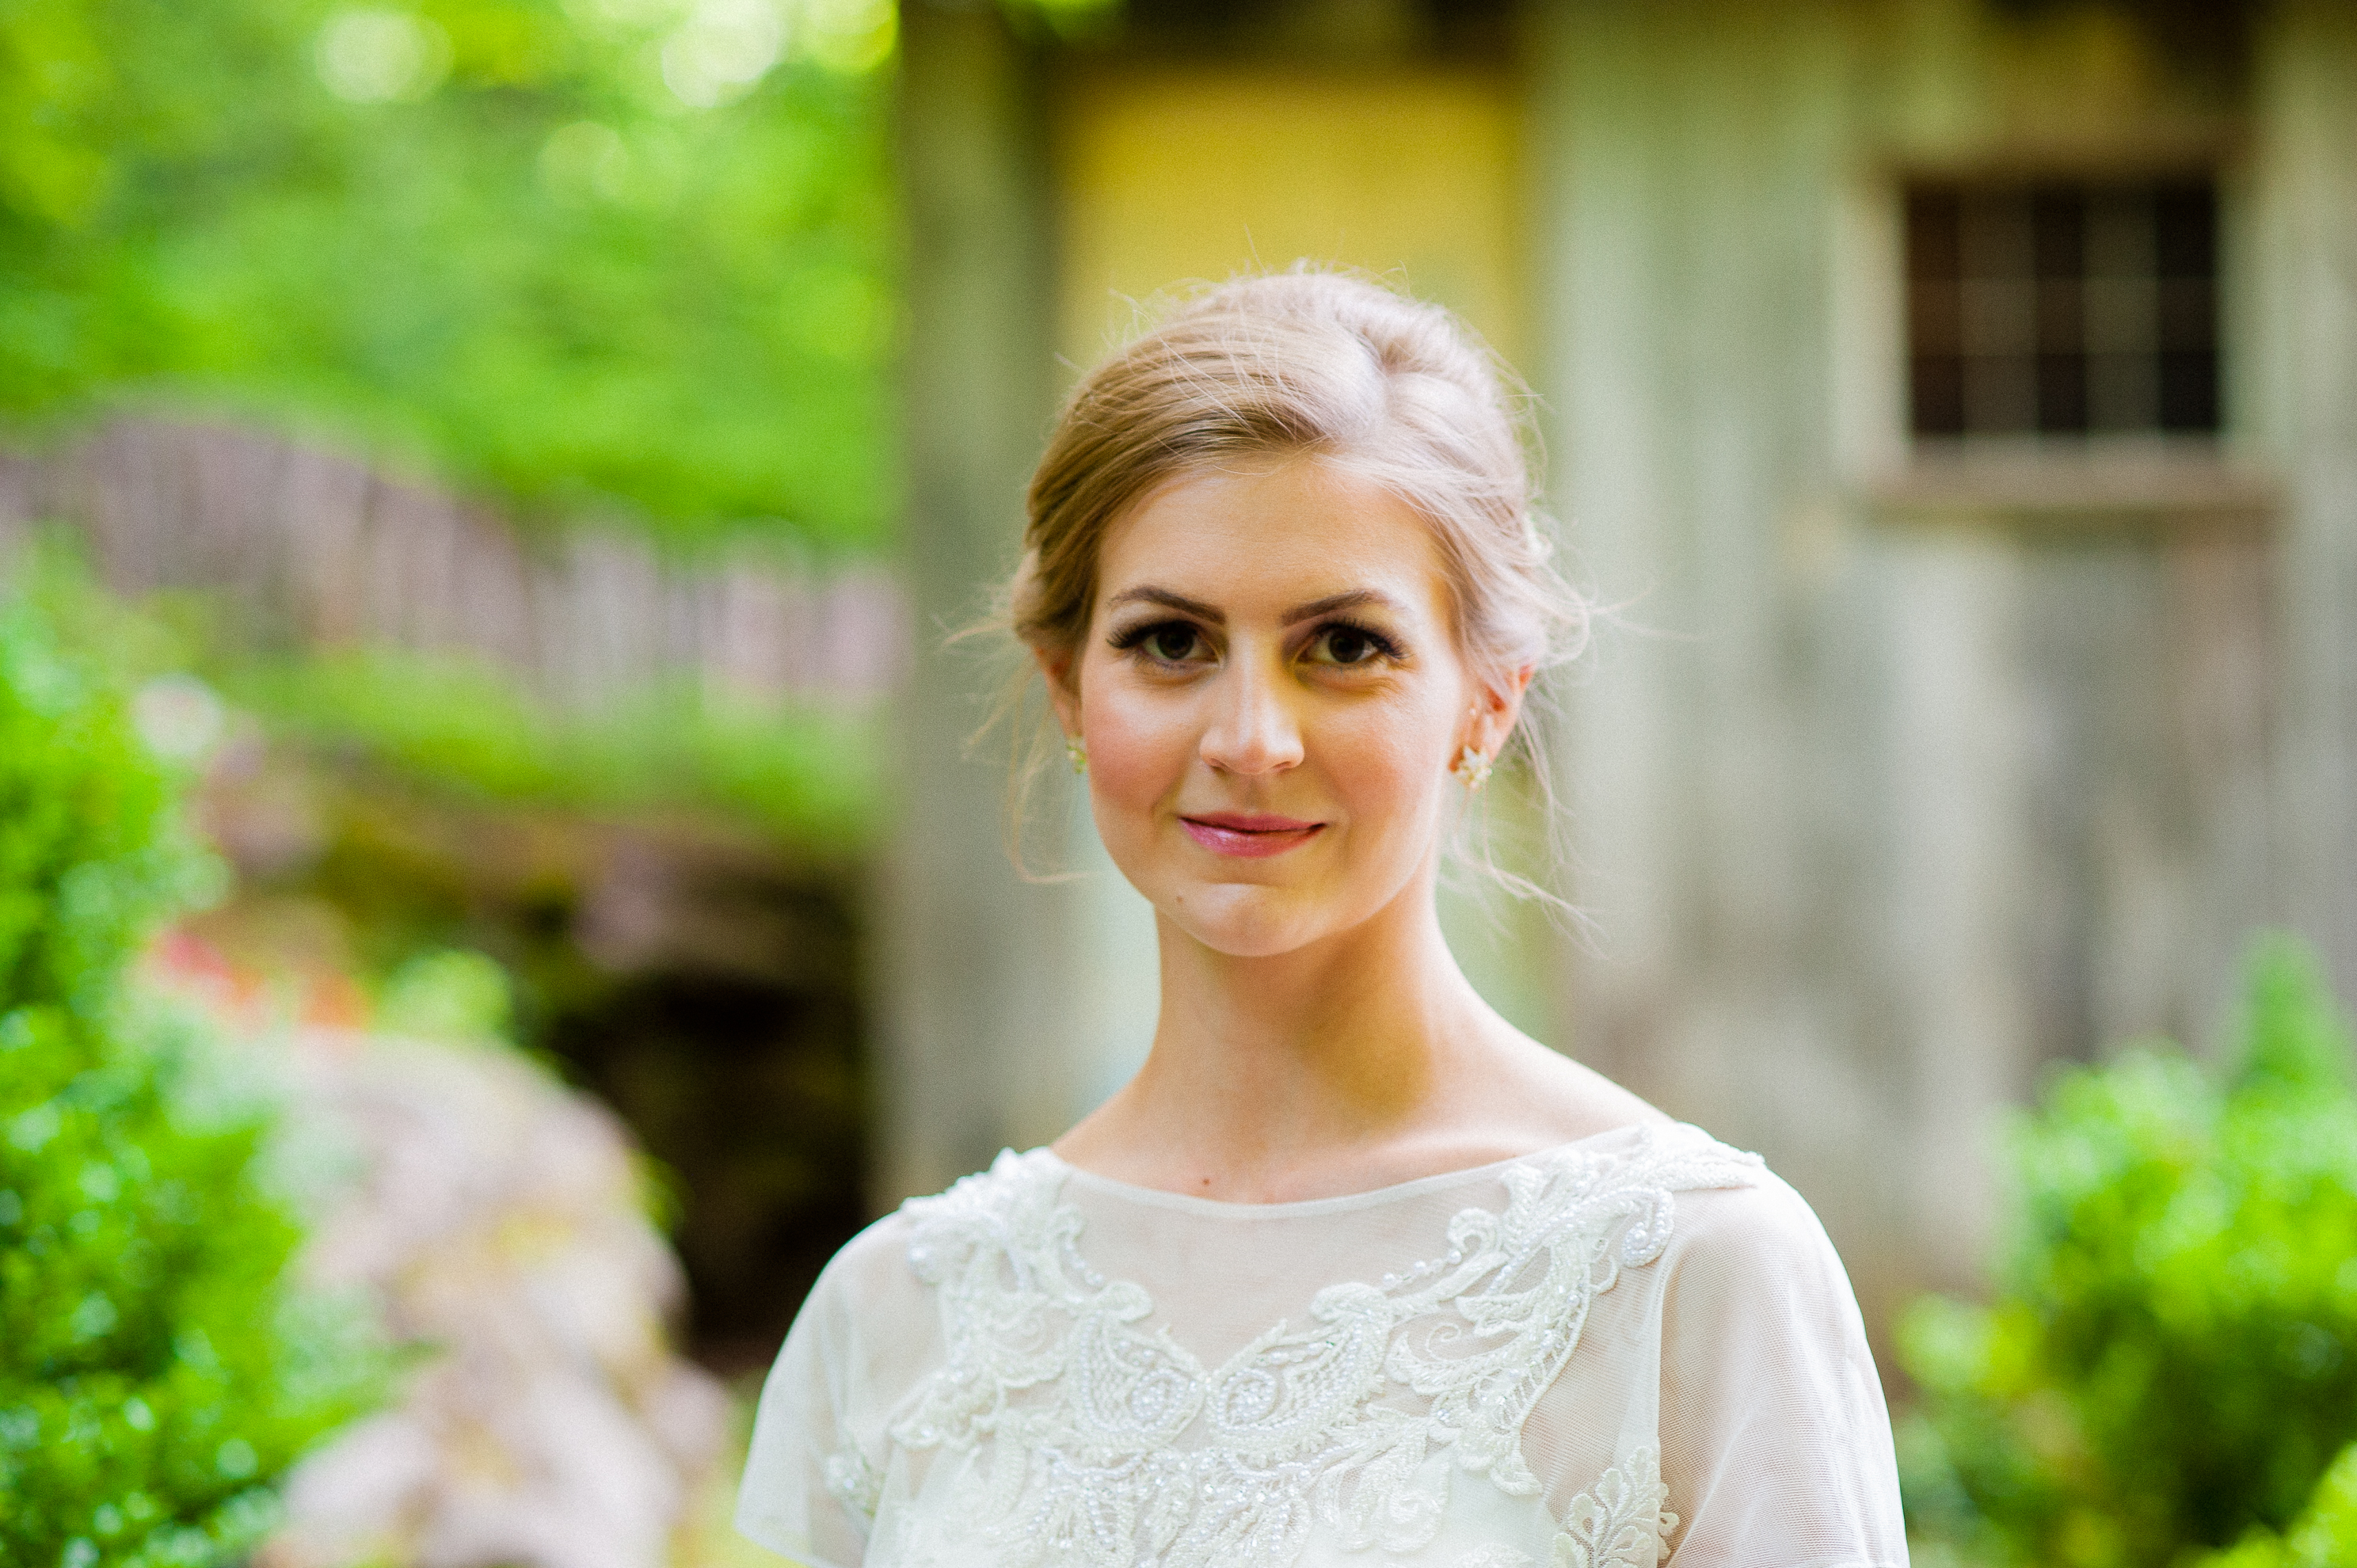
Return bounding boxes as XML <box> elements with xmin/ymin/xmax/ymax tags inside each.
<box><xmin>1110</xmin><ymin>618</ymin><xmax>1213</xmax><ymax>668</ymax></box>
<box><xmin>1148</xmin><ymin>624</ymin><xmax>1202</xmax><ymax>662</ymax></box>
<box><xmin>1304</xmin><ymin>621</ymin><xmax>1399</xmax><ymax>668</ymax></box>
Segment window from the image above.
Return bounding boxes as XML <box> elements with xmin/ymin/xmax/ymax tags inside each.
<box><xmin>1906</xmin><ymin>178</ymin><xmax>2218</xmax><ymax>440</ymax></box>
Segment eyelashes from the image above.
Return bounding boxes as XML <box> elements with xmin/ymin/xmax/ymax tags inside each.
<box><xmin>1306</xmin><ymin>619</ymin><xmax>1404</xmax><ymax>666</ymax></box>
<box><xmin>1105</xmin><ymin>617</ymin><xmax>1407</xmax><ymax>669</ymax></box>
<box><xmin>1108</xmin><ymin>618</ymin><xmax>1209</xmax><ymax>664</ymax></box>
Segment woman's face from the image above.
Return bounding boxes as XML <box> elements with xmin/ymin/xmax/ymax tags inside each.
<box><xmin>1049</xmin><ymin>453</ymin><xmax>1518</xmax><ymax>959</ymax></box>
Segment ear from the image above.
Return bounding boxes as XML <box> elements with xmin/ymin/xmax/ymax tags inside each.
<box><xmin>1033</xmin><ymin>642</ymin><xmax>1082</xmax><ymax>738</ymax></box>
<box><xmin>1466</xmin><ymin>664</ymin><xmax>1536</xmax><ymax>757</ymax></box>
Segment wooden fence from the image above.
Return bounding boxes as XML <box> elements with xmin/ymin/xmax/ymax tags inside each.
<box><xmin>0</xmin><ymin>417</ymin><xmax>903</xmax><ymax>710</ymax></box>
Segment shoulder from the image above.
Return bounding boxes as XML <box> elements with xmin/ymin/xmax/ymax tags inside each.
<box><xmin>1526</xmin><ymin>1121</ymin><xmax>1767</xmax><ymax>1234</ymax></box>
<box><xmin>783</xmin><ymin>1209</ymin><xmax>923</xmax><ymax>1364</ymax></box>
<box><xmin>1471</xmin><ymin>1122</ymin><xmax>1770</xmax><ymax>1284</ymax></box>
<box><xmin>800</xmin><ymin>1147</ymin><xmax>1066</xmax><ymax>1323</ymax></box>
<box><xmin>811</xmin><ymin>1206</ymin><xmax>919</xmax><ymax>1297</ymax></box>
<box><xmin>1589</xmin><ymin>1121</ymin><xmax>1767</xmax><ymax>1196</ymax></box>
<box><xmin>1647</xmin><ymin>1151</ymin><xmax>1877</xmax><ymax>1367</ymax></box>
<box><xmin>899</xmin><ymin>1147</ymin><xmax>1067</xmax><ymax>1259</ymax></box>
<box><xmin>1663</xmin><ymin>1159</ymin><xmax>1854</xmax><ymax>1295</ymax></box>
<box><xmin>1539</xmin><ymin>1125</ymin><xmax>1870</xmax><ymax>1349</ymax></box>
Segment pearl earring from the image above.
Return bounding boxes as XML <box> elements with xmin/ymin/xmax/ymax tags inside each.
<box><xmin>1066</xmin><ymin>735</ymin><xmax>1087</xmax><ymax>774</ymax></box>
<box><xmin>1451</xmin><ymin>744</ymin><xmax>1492</xmax><ymax>792</ymax></box>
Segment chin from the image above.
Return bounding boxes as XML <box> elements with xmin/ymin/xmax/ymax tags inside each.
<box><xmin>1165</xmin><ymin>883</ymin><xmax>1342</xmax><ymax>958</ymax></box>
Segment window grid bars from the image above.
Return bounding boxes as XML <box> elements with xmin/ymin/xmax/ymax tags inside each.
<box><xmin>1906</xmin><ymin>179</ymin><xmax>2219</xmax><ymax>440</ymax></box>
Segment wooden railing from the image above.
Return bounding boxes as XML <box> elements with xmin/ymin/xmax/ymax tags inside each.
<box><xmin>0</xmin><ymin>417</ymin><xmax>903</xmax><ymax>710</ymax></box>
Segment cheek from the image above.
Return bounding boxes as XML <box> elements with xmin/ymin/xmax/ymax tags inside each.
<box><xmin>1323</xmin><ymin>703</ymin><xmax>1446</xmax><ymax>830</ymax></box>
<box><xmin>1078</xmin><ymin>672</ymin><xmax>1192</xmax><ymax>813</ymax></box>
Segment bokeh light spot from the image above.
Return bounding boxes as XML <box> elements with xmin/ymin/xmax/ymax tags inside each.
<box><xmin>660</xmin><ymin>0</ymin><xmax>786</xmax><ymax>108</ymax></box>
<box><xmin>315</xmin><ymin>7</ymin><xmax>454</xmax><ymax>103</ymax></box>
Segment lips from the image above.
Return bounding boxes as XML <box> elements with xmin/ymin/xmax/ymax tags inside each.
<box><xmin>1178</xmin><ymin>812</ymin><xmax>1324</xmax><ymax>859</ymax></box>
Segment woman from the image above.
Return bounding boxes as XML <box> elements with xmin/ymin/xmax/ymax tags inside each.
<box><xmin>737</xmin><ymin>272</ymin><xmax>1908</xmax><ymax>1568</ymax></box>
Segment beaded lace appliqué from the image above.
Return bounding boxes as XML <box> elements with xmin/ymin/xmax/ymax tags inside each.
<box><xmin>1446</xmin><ymin>1448</ymin><xmax>1677</xmax><ymax>1568</ymax></box>
<box><xmin>886</xmin><ymin>1129</ymin><xmax>1757</xmax><ymax>1568</ymax></box>
<box><xmin>1552</xmin><ymin>1448</ymin><xmax>1677</xmax><ymax>1568</ymax></box>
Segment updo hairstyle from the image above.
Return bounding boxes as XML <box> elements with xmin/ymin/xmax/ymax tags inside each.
<box><xmin>1000</xmin><ymin>267</ymin><xmax>1590</xmax><ymax>899</ymax></box>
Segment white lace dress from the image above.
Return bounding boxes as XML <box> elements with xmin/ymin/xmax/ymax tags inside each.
<box><xmin>736</xmin><ymin>1121</ymin><xmax>1908</xmax><ymax>1568</ymax></box>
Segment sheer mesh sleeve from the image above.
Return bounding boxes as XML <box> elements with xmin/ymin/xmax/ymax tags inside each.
<box><xmin>736</xmin><ymin>1220</ymin><xmax>911</xmax><ymax>1568</ymax></box>
<box><xmin>1655</xmin><ymin>1178</ymin><xmax>1908</xmax><ymax>1568</ymax></box>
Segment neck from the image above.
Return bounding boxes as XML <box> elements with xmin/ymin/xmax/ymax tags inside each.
<box><xmin>1110</xmin><ymin>870</ymin><xmax>1498</xmax><ymax>1187</ymax></box>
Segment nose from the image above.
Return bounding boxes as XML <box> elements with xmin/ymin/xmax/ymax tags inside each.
<box><xmin>1199</xmin><ymin>647</ymin><xmax>1304</xmax><ymax>777</ymax></box>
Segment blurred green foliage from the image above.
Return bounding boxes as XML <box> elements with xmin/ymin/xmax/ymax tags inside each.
<box><xmin>227</xmin><ymin>644</ymin><xmax>883</xmax><ymax>844</ymax></box>
<box><xmin>12</xmin><ymin>536</ymin><xmax>882</xmax><ymax>846</ymax></box>
<box><xmin>373</xmin><ymin>946</ymin><xmax>516</xmax><ymax>1043</ymax></box>
<box><xmin>1901</xmin><ymin>935</ymin><xmax>2357</xmax><ymax>1568</ymax></box>
<box><xmin>2203</xmin><ymin>1441</ymin><xmax>2357</xmax><ymax>1568</ymax></box>
<box><xmin>0</xmin><ymin>598</ymin><xmax>220</xmax><ymax>1023</ymax></box>
<box><xmin>0</xmin><ymin>589</ymin><xmax>386</xmax><ymax>1566</ymax></box>
<box><xmin>1</xmin><ymin>0</ymin><xmax>898</xmax><ymax>548</ymax></box>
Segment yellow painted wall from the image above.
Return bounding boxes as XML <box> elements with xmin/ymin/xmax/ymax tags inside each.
<box><xmin>1053</xmin><ymin>67</ymin><xmax>1526</xmax><ymax>372</ymax></box>
<box><xmin>1045</xmin><ymin>64</ymin><xmax>1556</xmax><ymax>1055</ymax></box>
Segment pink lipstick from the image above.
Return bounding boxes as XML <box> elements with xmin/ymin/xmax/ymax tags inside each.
<box><xmin>1179</xmin><ymin>812</ymin><xmax>1324</xmax><ymax>858</ymax></box>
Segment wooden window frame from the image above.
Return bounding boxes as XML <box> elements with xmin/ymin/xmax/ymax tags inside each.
<box><xmin>1833</xmin><ymin>152</ymin><xmax>2275</xmax><ymax>531</ymax></box>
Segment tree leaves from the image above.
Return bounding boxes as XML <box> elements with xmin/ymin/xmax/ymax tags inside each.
<box><xmin>1</xmin><ymin>0</ymin><xmax>898</xmax><ymax>548</ymax></box>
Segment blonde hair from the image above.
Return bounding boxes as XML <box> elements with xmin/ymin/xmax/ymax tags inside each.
<box><xmin>997</xmin><ymin>266</ymin><xmax>1590</xmax><ymax>901</ymax></box>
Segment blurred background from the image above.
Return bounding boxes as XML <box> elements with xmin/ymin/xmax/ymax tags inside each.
<box><xmin>5</xmin><ymin>0</ymin><xmax>2357</xmax><ymax>1563</ymax></box>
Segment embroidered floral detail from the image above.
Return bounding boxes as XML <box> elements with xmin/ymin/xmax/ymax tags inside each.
<box><xmin>890</xmin><ymin>1130</ymin><xmax>1756</xmax><ymax>1568</ymax></box>
<box><xmin>1551</xmin><ymin>1449</ymin><xmax>1677</xmax><ymax>1568</ymax></box>
<box><xmin>824</xmin><ymin>1441</ymin><xmax>885</xmax><ymax>1521</ymax></box>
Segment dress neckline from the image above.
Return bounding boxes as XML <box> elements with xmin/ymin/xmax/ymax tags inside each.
<box><xmin>1034</xmin><ymin>1119</ymin><xmax>1684</xmax><ymax>1220</ymax></box>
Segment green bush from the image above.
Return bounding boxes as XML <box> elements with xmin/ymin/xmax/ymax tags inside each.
<box><xmin>0</xmin><ymin>590</ymin><xmax>384</xmax><ymax>1566</ymax></box>
<box><xmin>2203</xmin><ymin>1440</ymin><xmax>2357</xmax><ymax>1568</ymax></box>
<box><xmin>1901</xmin><ymin>936</ymin><xmax>2357</xmax><ymax>1568</ymax></box>
<box><xmin>0</xmin><ymin>603</ymin><xmax>212</xmax><ymax>1022</ymax></box>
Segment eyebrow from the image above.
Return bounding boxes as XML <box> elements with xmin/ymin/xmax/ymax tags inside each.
<box><xmin>1280</xmin><ymin>589</ymin><xmax>1398</xmax><ymax>625</ymax></box>
<box><xmin>1105</xmin><ymin>586</ymin><xmax>1222</xmax><ymax>620</ymax></box>
<box><xmin>1102</xmin><ymin>586</ymin><xmax>1403</xmax><ymax>625</ymax></box>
